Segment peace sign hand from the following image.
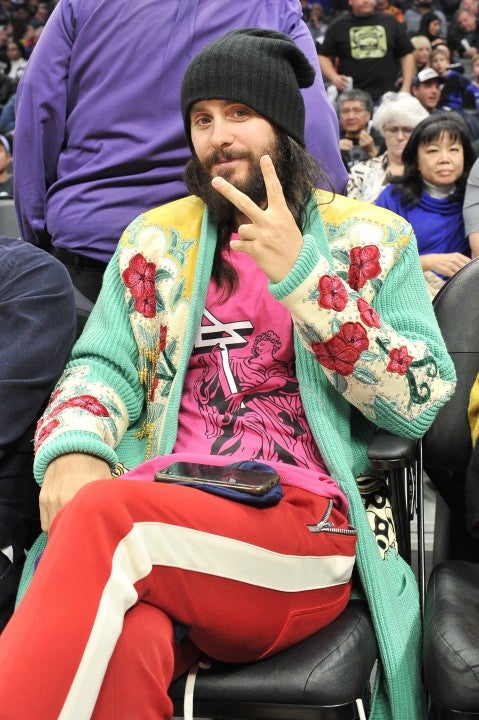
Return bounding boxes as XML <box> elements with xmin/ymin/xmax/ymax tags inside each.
<box><xmin>211</xmin><ymin>154</ymin><xmax>304</xmax><ymax>283</ymax></box>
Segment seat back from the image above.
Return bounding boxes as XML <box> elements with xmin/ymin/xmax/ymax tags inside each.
<box><xmin>423</xmin><ymin>257</ymin><xmax>479</xmax><ymax>556</ymax></box>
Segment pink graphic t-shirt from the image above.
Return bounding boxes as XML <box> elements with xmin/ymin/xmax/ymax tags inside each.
<box><xmin>173</xmin><ymin>241</ymin><xmax>347</xmax><ymax>513</ymax></box>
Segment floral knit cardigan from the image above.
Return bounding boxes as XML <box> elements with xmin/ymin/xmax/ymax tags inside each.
<box><xmin>24</xmin><ymin>191</ymin><xmax>456</xmax><ymax>720</ymax></box>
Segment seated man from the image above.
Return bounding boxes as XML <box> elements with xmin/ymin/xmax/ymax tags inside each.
<box><xmin>0</xmin><ymin>29</ymin><xmax>455</xmax><ymax>720</ymax></box>
<box><xmin>337</xmin><ymin>89</ymin><xmax>386</xmax><ymax>171</ymax></box>
<box><xmin>0</xmin><ymin>235</ymin><xmax>75</xmax><ymax>632</ymax></box>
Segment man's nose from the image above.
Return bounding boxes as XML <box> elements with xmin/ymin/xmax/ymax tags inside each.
<box><xmin>209</xmin><ymin>118</ymin><xmax>234</xmax><ymax>148</ymax></box>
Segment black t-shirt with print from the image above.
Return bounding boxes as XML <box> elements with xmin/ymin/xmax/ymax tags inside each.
<box><xmin>319</xmin><ymin>11</ymin><xmax>413</xmax><ymax>101</ymax></box>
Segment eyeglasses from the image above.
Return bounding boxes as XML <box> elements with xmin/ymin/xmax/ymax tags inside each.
<box><xmin>383</xmin><ymin>126</ymin><xmax>413</xmax><ymax>136</ymax></box>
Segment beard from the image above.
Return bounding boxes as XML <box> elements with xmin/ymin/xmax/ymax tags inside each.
<box><xmin>183</xmin><ymin>137</ymin><xmax>286</xmax><ymax>227</ymax></box>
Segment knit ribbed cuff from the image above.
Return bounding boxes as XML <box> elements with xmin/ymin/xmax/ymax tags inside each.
<box><xmin>33</xmin><ymin>431</ymin><xmax>118</xmax><ymax>485</ymax></box>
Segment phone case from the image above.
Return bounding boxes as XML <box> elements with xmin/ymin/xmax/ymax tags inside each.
<box><xmin>154</xmin><ymin>461</ymin><xmax>279</xmax><ymax>496</ymax></box>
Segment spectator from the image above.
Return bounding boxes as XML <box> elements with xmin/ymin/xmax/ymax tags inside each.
<box><xmin>347</xmin><ymin>91</ymin><xmax>428</xmax><ymax>202</ymax></box>
<box><xmin>405</xmin><ymin>0</ymin><xmax>448</xmax><ymax>37</ymax></box>
<box><xmin>337</xmin><ymin>88</ymin><xmax>386</xmax><ymax>170</ymax></box>
<box><xmin>430</xmin><ymin>45</ymin><xmax>476</xmax><ymax>110</ymax></box>
<box><xmin>20</xmin><ymin>22</ymin><xmax>38</xmax><ymax>57</ymax></box>
<box><xmin>376</xmin><ymin>0</ymin><xmax>405</xmax><ymax>23</ymax></box>
<box><xmin>32</xmin><ymin>1</ymin><xmax>50</xmax><ymax>25</ymax></box>
<box><xmin>418</xmin><ymin>10</ymin><xmax>449</xmax><ymax>48</ymax></box>
<box><xmin>318</xmin><ymin>0</ymin><xmax>415</xmax><ymax>104</ymax></box>
<box><xmin>0</xmin><ymin>29</ymin><xmax>456</xmax><ymax>720</ymax></box>
<box><xmin>410</xmin><ymin>34</ymin><xmax>433</xmax><ymax>71</ymax></box>
<box><xmin>0</xmin><ymin>25</ymin><xmax>10</xmax><ymax>73</ymax></box>
<box><xmin>376</xmin><ymin>113</ymin><xmax>474</xmax><ymax>296</ymax></box>
<box><xmin>6</xmin><ymin>39</ymin><xmax>26</xmax><ymax>85</ymax></box>
<box><xmin>0</xmin><ymin>133</ymin><xmax>12</xmax><ymax>197</ymax></box>
<box><xmin>14</xmin><ymin>0</ymin><xmax>348</xmax><ymax>304</ymax></box>
<box><xmin>0</xmin><ymin>91</ymin><xmax>15</xmax><ymax>135</ymax></box>
<box><xmin>411</xmin><ymin>66</ymin><xmax>444</xmax><ymax>111</ymax></box>
<box><xmin>0</xmin><ymin>235</ymin><xmax>75</xmax><ymax>632</ymax></box>
<box><xmin>459</xmin><ymin>0</ymin><xmax>479</xmax><ymax>18</ymax></box>
<box><xmin>447</xmin><ymin>7</ymin><xmax>479</xmax><ymax>59</ymax></box>
<box><xmin>467</xmin><ymin>53</ymin><xmax>479</xmax><ymax>106</ymax></box>
<box><xmin>306</xmin><ymin>2</ymin><xmax>329</xmax><ymax>48</ymax></box>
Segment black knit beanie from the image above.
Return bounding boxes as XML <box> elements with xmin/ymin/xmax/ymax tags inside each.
<box><xmin>181</xmin><ymin>28</ymin><xmax>316</xmax><ymax>148</ymax></box>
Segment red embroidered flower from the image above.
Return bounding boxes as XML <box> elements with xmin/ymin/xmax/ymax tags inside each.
<box><xmin>387</xmin><ymin>346</ymin><xmax>414</xmax><ymax>375</ymax></box>
<box><xmin>159</xmin><ymin>324</ymin><xmax>168</xmax><ymax>353</ymax></box>
<box><xmin>51</xmin><ymin>395</ymin><xmax>110</xmax><ymax>417</ymax></box>
<box><xmin>347</xmin><ymin>245</ymin><xmax>381</xmax><ymax>291</ymax></box>
<box><xmin>49</xmin><ymin>388</ymin><xmax>63</xmax><ymax>405</ymax></box>
<box><xmin>312</xmin><ymin>322</ymin><xmax>369</xmax><ymax>376</ymax></box>
<box><xmin>357</xmin><ymin>298</ymin><xmax>381</xmax><ymax>328</ymax></box>
<box><xmin>318</xmin><ymin>275</ymin><xmax>348</xmax><ymax>311</ymax></box>
<box><xmin>150</xmin><ymin>375</ymin><xmax>159</xmax><ymax>401</ymax></box>
<box><xmin>35</xmin><ymin>418</ymin><xmax>60</xmax><ymax>450</ymax></box>
<box><xmin>134</xmin><ymin>293</ymin><xmax>156</xmax><ymax>318</ymax></box>
<box><xmin>122</xmin><ymin>253</ymin><xmax>156</xmax><ymax>299</ymax></box>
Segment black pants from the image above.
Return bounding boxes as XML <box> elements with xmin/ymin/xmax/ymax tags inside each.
<box><xmin>52</xmin><ymin>248</ymin><xmax>108</xmax><ymax>304</ymax></box>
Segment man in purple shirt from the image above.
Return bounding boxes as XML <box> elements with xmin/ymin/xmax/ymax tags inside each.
<box><xmin>13</xmin><ymin>0</ymin><xmax>347</xmax><ymax>302</ymax></box>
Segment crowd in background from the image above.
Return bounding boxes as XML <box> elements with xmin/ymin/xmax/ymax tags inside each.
<box><xmin>302</xmin><ymin>0</ymin><xmax>479</xmax><ymax>297</ymax></box>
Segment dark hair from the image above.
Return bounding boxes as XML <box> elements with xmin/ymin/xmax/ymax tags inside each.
<box><xmin>388</xmin><ymin>113</ymin><xmax>474</xmax><ymax>208</ymax></box>
<box><xmin>418</xmin><ymin>11</ymin><xmax>442</xmax><ymax>37</ymax></box>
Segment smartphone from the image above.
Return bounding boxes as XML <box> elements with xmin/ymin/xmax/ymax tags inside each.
<box><xmin>154</xmin><ymin>461</ymin><xmax>279</xmax><ymax>496</ymax></box>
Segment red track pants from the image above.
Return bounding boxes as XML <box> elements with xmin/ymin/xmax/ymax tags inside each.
<box><xmin>0</xmin><ymin>479</ymin><xmax>356</xmax><ymax>719</ymax></box>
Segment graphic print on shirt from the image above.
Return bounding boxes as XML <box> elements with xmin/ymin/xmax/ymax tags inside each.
<box><xmin>179</xmin><ymin>301</ymin><xmax>323</xmax><ymax>468</ymax></box>
<box><xmin>350</xmin><ymin>25</ymin><xmax>387</xmax><ymax>58</ymax></box>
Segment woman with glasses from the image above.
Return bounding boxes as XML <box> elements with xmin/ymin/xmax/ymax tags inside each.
<box><xmin>376</xmin><ymin>112</ymin><xmax>474</xmax><ymax>297</ymax></box>
<box><xmin>346</xmin><ymin>92</ymin><xmax>428</xmax><ymax>203</ymax></box>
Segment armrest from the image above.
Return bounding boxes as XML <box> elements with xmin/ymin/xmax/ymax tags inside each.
<box><xmin>367</xmin><ymin>430</ymin><xmax>418</xmax><ymax>470</ymax></box>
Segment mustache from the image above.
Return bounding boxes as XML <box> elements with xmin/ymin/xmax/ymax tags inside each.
<box><xmin>203</xmin><ymin>149</ymin><xmax>251</xmax><ymax>172</ymax></box>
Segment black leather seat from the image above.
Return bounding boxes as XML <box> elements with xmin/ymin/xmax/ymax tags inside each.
<box><xmin>169</xmin><ymin>600</ymin><xmax>377</xmax><ymax>720</ymax></box>
<box><xmin>422</xmin><ymin>258</ymin><xmax>479</xmax><ymax>718</ymax></box>
<box><xmin>424</xmin><ymin>561</ymin><xmax>479</xmax><ymax>719</ymax></box>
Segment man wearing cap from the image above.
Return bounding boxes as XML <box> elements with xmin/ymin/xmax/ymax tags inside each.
<box><xmin>411</xmin><ymin>66</ymin><xmax>444</xmax><ymax>111</ymax></box>
<box><xmin>0</xmin><ymin>29</ymin><xmax>455</xmax><ymax>720</ymax></box>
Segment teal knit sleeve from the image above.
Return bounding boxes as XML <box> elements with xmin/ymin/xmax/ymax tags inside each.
<box><xmin>33</xmin><ymin>251</ymin><xmax>144</xmax><ymax>483</ymax></box>
<box><xmin>270</xmin><ymin>223</ymin><xmax>456</xmax><ymax>440</ymax></box>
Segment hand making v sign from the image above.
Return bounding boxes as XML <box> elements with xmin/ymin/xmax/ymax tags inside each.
<box><xmin>211</xmin><ymin>154</ymin><xmax>304</xmax><ymax>283</ymax></box>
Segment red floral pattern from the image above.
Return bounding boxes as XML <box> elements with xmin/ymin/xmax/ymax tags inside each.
<box><xmin>122</xmin><ymin>253</ymin><xmax>157</xmax><ymax>318</ymax></box>
<box><xmin>318</xmin><ymin>275</ymin><xmax>348</xmax><ymax>311</ymax></box>
<box><xmin>348</xmin><ymin>245</ymin><xmax>381</xmax><ymax>291</ymax></box>
<box><xmin>133</xmin><ymin>293</ymin><xmax>156</xmax><ymax>318</ymax></box>
<box><xmin>387</xmin><ymin>346</ymin><xmax>414</xmax><ymax>375</ymax></box>
<box><xmin>357</xmin><ymin>298</ymin><xmax>381</xmax><ymax>328</ymax></box>
<box><xmin>150</xmin><ymin>375</ymin><xmax>159</xmax><ymax>401</ymax></box>
<box><xmin>51</xmin><ymin>395</ymin><xmax>110</xmax><ymax>417</ymax></box>
<box><xmin>312</xmin><ymin>322</ymin><xmax>369</xmax><ymax>376</ymax></box>
<box><xmin>159</xmin><ymin>324</ymin><xmax>168</xmax><ymax>352</ymax></box>
<box><xmin>35</xmin><ymin>418</ymin><xmax>59</xmax><ymax>451</ymax></box>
